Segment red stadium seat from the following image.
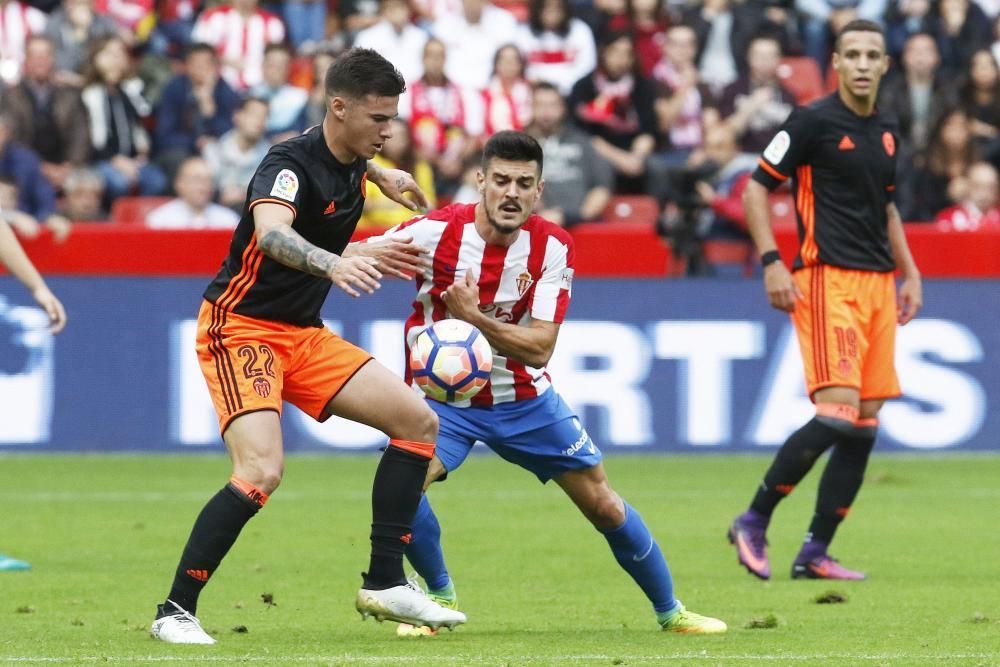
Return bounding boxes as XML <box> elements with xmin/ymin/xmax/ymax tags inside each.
<box><xmin>777</xmin><ymin>57</ymin><xmax>825</xmax><ymax>105</ymax></box>
<box><xmin>702</xmin><ymin>239</ymin><xmax>754</xmax><ymax>276</ymax></box>
<box><xmin>602</xmin><ymin>195</ymin><xmax>660</xmax><ymax>227</ymax></box>
<box><xmin>110</xmin><ymin>196</ymin><xmax>173</xmax><ymax>225</ymax></box>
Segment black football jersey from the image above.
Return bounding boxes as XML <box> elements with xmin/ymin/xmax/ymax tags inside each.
<box><xmin>204</xmin><ymin>125</ymin><xmax>368</xmax><ymax>326</ymax></box>
<box><xmin>752</xmin><ymin>93</ymin><xmax>898</xmax><ymax>272</ymax></box>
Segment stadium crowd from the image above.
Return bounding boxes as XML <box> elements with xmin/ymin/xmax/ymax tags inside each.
<box><xmin>0</xmin><ymin>0</ymin><xmax>999</xmax><ymax>252</ymax></box>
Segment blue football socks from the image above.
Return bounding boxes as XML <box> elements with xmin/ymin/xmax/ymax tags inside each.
<box><xmin>404</xmin><ymin>494</ymin><xmax>452</xmax><ymax>592</ymax></box>
<box><xmin>600</xmin><ymin>501</ymin><xmax>677</xmax><ymax>614</ymax></box>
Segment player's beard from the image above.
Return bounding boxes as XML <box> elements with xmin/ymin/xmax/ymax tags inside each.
<box><xmin>486</xmin><ymin>201</ymin><xmax>527</xmax><ymax>235</ymax></box>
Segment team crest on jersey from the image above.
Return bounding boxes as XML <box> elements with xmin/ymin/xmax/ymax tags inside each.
<box><xmin>882</xmin><ymin>131</ymin><xmax>895</xmax><ymax>156</ymax></box>
<box><xmin>253</xmin><ymin>377</ymin><xmax>271</xmax><ymax>398</ymax></box>
<box><xmin>516</xmin><ymin>271</ymin><xmax>534</xmax><ymax>296</ymax></box>
<box><xmin>763</xmin><ymin>130</ymin><xmax>790</xmax><ymax>164</ymax></box>
<box><xmin>270</xmin><ymin>169</ymin><xmax>299</xmax><ymax>202</ymax></box>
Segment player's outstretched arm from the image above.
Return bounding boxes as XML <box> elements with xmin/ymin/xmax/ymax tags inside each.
<box><xmin>367</xmin><ymin>160</ymin><xmax>429</xmax><ymax>213</ymax></box>
<box><xmin>0</xmin><ymin>220</ymin><xmax>67</xmax><ymax>332</ymax></box>
<box><xmin>345</xmin><ymin>233</ymin><xmax>432</xmax><ymax>280</ymax></box>
<box><xmin>887</xmin><ymin>202</ymin><xmax>922</xmax><ymax>325</ymax></box>
<box><xmin>253</xmin><ymin>202</ymin><xmax>383</xmax><ymax>298</ymax></box>
<box><xmin>443</xmin><ymin>271</ymin><xmax>559</xmax><ymax>368</ymax></box>
<box><xmin>743</xmin><ymin>179</ymin><xmax>803</xmax><ymax>313</ymax></box>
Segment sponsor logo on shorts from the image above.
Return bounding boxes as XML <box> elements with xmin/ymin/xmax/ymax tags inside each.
<box><xmin>563</xmin><ymin>429</ymin><xmax>594</xmax><ymax>456</ymax></box>
<box><xmin>838</xmin><ymin>358</ymin><xmax>852</xmax><ymax>375</ymax></box>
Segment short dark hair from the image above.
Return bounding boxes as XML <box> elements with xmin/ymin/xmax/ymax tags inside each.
<box><xmin>531</xmin><ymin>80</ymin><xmax>560</xmax><ymax>96</ymax></box>
<box><xmin>264</xmin><ymin>42</ymin><xmax>292</xmax><ymax>58</ymax></box>
<box><xmin>835</xmin><ymin>19</ymin><xmax>885</xmax><ymax>52</ymax></box>
<box><xmin>324</xmin><ymin>47</ymin><xmax>405</xmax><ymax>99</ymax></box>
<box><xmin>237</xmin><ymin>96</ymin><xmax>269</xmax><ymax>112</ymax></box>
<box><xmin>528</xmin><ymin>0</ymin><xmax>570</xmax><ymax>36</ymax></box>
<box><xmin>482</xmin><ymin>130</ymin><xmax>544</xmax><ymax>175</ymax></box>
<box><xmin>185</xmin><ymin>42</ymin><xmax>217</xmax><ymax>60</ymax></box>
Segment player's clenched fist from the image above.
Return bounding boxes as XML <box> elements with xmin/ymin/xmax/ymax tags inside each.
<box><xmin>329</xmin><ymin>255</ymin><xmax>383</xmax><ymax>297</ymax></box>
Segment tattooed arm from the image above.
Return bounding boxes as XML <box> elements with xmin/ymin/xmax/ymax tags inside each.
<box><xmin>367</xmin><ymin>160</ymin><xmax>430</xmax><ymax>212</ymax></box>
<box><xmin>253</xmin><ymin>202</ymin><xmax>383</xmax><ymax>297</ymax></box>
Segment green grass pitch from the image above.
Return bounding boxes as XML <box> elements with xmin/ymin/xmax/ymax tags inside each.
<box><xmin>2</xmin><ymin>453</ymin><xmax>998</xmax><ymax>666</ymax></box>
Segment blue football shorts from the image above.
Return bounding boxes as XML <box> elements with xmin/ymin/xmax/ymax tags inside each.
<box><xmin>428</xmin><ymin>388</ymin><xmax>602</xmax><ymax>483</ymax></box>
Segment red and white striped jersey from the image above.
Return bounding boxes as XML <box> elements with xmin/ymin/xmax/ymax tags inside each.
<box><xmin>379</xmin><ymin>203</ymin><xmax>575</xmax><ymax>407</ymax></box>
<box><xmin>191</xmin><ymin>5</ymin><xmax>285</xmax><ymax>91</ymax></box>
<box><xmin>0</xmin><ymin>1</ymin><xmax>46</xmax><ymax>84</ymax></box>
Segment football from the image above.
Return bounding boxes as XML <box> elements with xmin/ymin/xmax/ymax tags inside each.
<box><xmin>410</xmin><ymin>319</ymin><xmax>493</xmax><ymax>402</ymax></box>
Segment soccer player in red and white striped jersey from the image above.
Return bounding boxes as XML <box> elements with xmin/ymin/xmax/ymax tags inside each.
<box><xmin>0</xmin><ymin>0</ymin><xmax>46</xmax><ymax>84</ymax></box>
<box><xmin>191</xmin><ymin>0</ymin><xmax>285</xmax><ymax>91</ymax></box>
<box><xmin>366</xmin><ymin>131</ymin><xmax>726</xmax><ymax>635</ymax></box>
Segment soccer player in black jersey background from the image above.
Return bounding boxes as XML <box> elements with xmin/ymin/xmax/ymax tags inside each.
<box><xmin>151</xmin><ymin>48</ymin><xmax>466</xmax><ymax>644</ymax></box>
<box><xmin>729</xmin><ymin>20</ymin><xmax>923</xmax><ymax>581</ymax></box>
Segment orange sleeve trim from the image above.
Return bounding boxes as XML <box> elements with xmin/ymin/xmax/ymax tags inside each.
<box><xmin>855</xmin><ymin>417</ymin><xmax>879</xmax><ymax>428</ymax></box>
<box><xmin>886</xmin><ymin>185</ymin><xmax>896</xmax><ymax>192</ymax></box>
<box><xmin>229</xmin><ymin>475</ymin><xmax>270</xmax><ymax>507</ymax></box>
<box><xmin>758</xmin><ymin>158</ymin><xmax>788</xmax><ymax>181</ymax></box>
<box><xmin>816</xmin><ymin>402</ymin><xmax>860</xmax><ymax>423</ymax></box>
<box><xmin>250</xmin><ymin>198</ymin><xmax>297</xmax><ymax>217</ymax></box>
<box><xmin>388</xmin><ymin>438</ymin><xmax>436</xmax><ymax>459</ymax></box>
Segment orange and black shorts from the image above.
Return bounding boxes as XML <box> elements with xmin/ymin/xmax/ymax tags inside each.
<box><xmin>790</xmin><ymin>265</ymin><xmax>901</xmax><ymax>401</ymax></box>
<box><xmin>196</xmin><ymin>300</ymin><xmax>373</xmax><ymax>434</ymax></box>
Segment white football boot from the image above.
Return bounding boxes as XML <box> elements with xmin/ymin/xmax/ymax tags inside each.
<box><xmin>356</xmin><ymin>581</ymin><xmax>466</xmax><ymax>630</ymax></box>
<box><xmin>150</xmin><ymin>599</ymin><xmax>217</xmax><ymax>645</ymax></box>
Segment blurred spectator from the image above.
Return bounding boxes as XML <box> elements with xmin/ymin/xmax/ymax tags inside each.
<box><xmin>934</xmin><ymin>161</ymin><xmax>1000</xmax><ymax>230</ymax></box>
<box><xmin>0</xmin><ymin>35</ymin><xmax>91</xmax><ymax>191</ymax></box>
<box><xmin>935</xmin><ymin>0</ymin><xmax>992</xmax><ymax>75</ymax></box>
<box><xmin>191</xmin><ymin>0</ymin><xmax>285</xmax><ymax>91</ymax></box>
<box><xmin>569</xmin><ymin>30</ymin><xmax>657</xmax><ymax>193</ymax></box>
<box><xmin>353</xmin><ymin>0</ymin><xmax>429</xmax><ymax>85</ymax></box>
<box><xmin>794</xmin><ymin>0</ymin><xmax>889</xmax><ymax>73</ymax></box>
<box><xmin>279</xmin><ymin>0</ymin><xmax>327</xmax><ymax>50</ymax></box>
<box><xmin>713</xmin><ymin>34</ymin><xmax>795</xmax><ymax>153</ymax></box>
<box><xmin>994</xmin><ymin>15</ymin><xmax>1000</xmax><ymax>66</ymax></box>
<box><xmin>689</xmin><ymin>122</ymin><xmax>757</xmax><ymax>237</ymax></box>
<box><xmin>59</xmin><ymin>167</ymin><xmax>106</xmax><ymax>220</ymax></box>
<box><xmin>359</xmin><ymin>118</ymin><xmax>436</xmax><ymax>230</ymax></box>
<box><xmin>81</xmin><ymin>36</ymin><xmax>167</xmax><ymax>200</ymax></box>
<box><xmin>742</xmin><ymin>0</ymin><xmax>803</xmax><ymax>57</ymax></box>
<box><xmin>412</xmin><ymin>0</ymin><xmax>463</xmax><ymax>22</ymax></box>
<box><xmin>516</xmin><ymin>0</ymin><xmax>596</xmax><ymax>95</ymax></box>
<box><xmin>146</xmin><ymin>156</ymin><xmax>240</xmax><ymax>228</ymax></box>
<box><xmin>629</xmin><ymin>0</ymin><xmax>671</xmax><ymax>78</ymax></box>
<box><xmin>886</xmin><ymin>0</ymin><xmax>936</xmax><ymax>59</ymax></box>
<box><xmin>148</xmin><ymin>0</ymin><xmax>202</xmax><ymax>57</ymax></box>
<box><xmin>907</xmin><ymin>107</ymin><xmax>980</xmax><ymax>220</ymax></box>
<box><xmin>957</xmin><ymin>49</ymin><xmax>1000</xmax><ymax>155</ymax></box>
<box><xmin>680</xmin><ymin>0</ymin><xmax>747</xmax><ymax>94</ymax></box>
<box><xmin>203</xmin><ymin>96</ymin><xmax>271</xmax><ymax>211</ymax></box>
<box><xmin>0</xmin><ymin>0</ymin><xmax>47</xmax><ymax>85</ymax></box>
<box><xmin>651</xmin><ymin>24</ymin><xmax>712</xmax><ymax>166</ymax></box>
<box><xmin>305</xmin><ymin>49</ymin><xmax>337</xmax><ymax>128</ymax></box>
<box><xmin>251</xmin><ymin>43</ymin><xmax>309</xmax><ymax>142</ymax></box>
<box><xmin>878</xmin><ymin>32</ymin><xmax>955</xmax><ymax>154</ymax></box>
<box><xmin>405</xmin><ymin>37</ymin><xmax>473</xmax><ymax>189</ymax></box>
<box><xmin>449</xmin><ymin>154</ymin><xmax>481</xmax><ymax>203</ymax></box>
<box><xmin>339</xmin><ymin>0</ymin><xmax>381</xmax><ymax>36</ymax></box>
<box><xmin>46</xmin><ymin>0</ymin><xmax>121</xmax><ymax>86</ymax></box>
<box><xmin>432</xmin><ymin>0</ymin><xmax>519</xmax><ymax>90</ymax></box>
<box><xmin>154</xmin><ymin>42</ymin><xmax>241</xmax><ymax>184</ymax></box>
<box><xmin>527</xmin><ymin>81</ymin><xmax>612</xmax><ymax>227</ymax></box>
<box><xmin>101</xmin><ymin>0</ymin><xmax>155</xmax><ymax>36</ymax></box>
<box><xmin>477</xmin><ymin>44</ymin><xmax>533</xmax><ymax>138</ymax></box>
<box><xmin>0</xmin><ymin>115</ymin><xmax>71</xmax><ymax>241</ymax></box>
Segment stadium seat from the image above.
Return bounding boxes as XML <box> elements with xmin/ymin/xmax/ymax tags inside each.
<box><xmin>602</xmin><ymin>195</ymin><xmax>660</xmax><ymax>227</ymax></box>
<box><xmin>110</xmin><ymin>196</ymin><xmax>172</xmax><ymax>225</ymax></box>
<box><xmin>702</xmin><ymin>239</ymin><xmax>754</xmax><ymax>276</ymax></box>
<box><xmin>777</xmin><ymin>57</ymin><xmax>825</xmax><ymax>105</ymax></box>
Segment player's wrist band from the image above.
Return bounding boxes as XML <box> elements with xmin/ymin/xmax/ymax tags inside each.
<box><xmin>760</xmin><ymin>250</ymin><xmax>782</xmax><ymax>268</ymax></box>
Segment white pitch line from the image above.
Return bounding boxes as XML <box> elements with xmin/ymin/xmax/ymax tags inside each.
<box><xmin>2</xmin><ymin>653</ymin><xmax>997</xmax><ymax>664</ymax></box>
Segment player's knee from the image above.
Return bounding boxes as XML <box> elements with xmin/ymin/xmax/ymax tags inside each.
<box><xmin>402</xmin><ymin>402</ymin><xmax>438</xmax><ymax>444</ymax></box>
<box><xmin>235</xmin><ymin>462</ymin><xmax>284</xmax><ymax>495</ymax></box>
<box><xmin>587</xmin><ymin>491</ymin><xmax>626</xmax><ymax>529</ymax></box>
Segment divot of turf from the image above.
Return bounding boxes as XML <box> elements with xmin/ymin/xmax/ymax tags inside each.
<box><xmin>815</xmin><ymin>591</ymin><xmax>848</xmax><ymax>604</ymax></box>
<box><xmin>232</xmin><ymin>625</ymin><xmax>249</xmax><ymax>633</ymax></box>
<box><xmin>745</xmin><ymin>613</ymin><xmax>779</xmax><ymax>629</ymax></box>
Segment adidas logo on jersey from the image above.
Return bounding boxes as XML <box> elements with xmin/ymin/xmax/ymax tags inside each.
<box><xmin>838</xmin><ymin>135</ymin><xmax>855</xmax><ymax>151</ymax></box>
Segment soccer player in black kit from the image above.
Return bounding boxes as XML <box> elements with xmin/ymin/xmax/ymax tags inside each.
<box><xmin>151</xmin><ymin>48</ymin><xmax>466</xmax><ymax>644</ymax></box>
<box><xmin>728</xmin><ymin>21</ymin><xmax>923</xmax><ymax>581</ymax></box>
